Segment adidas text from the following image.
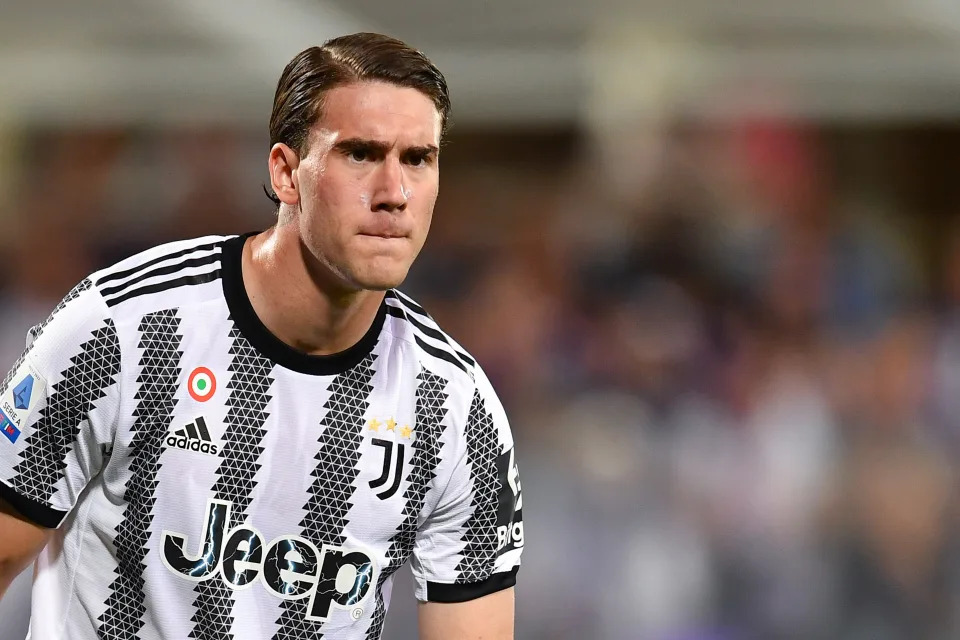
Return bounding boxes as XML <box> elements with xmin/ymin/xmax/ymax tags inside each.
<box><xmin>166</xmin><ymin>435</ymin><xmax>218</xmax><ymax>455</ymax></box>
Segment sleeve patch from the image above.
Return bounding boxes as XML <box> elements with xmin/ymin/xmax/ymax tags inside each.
<box><xmin>1</xmin><ymin>359</ymin><xmax>48</xmax><ymax>444</ymax></box>
<box><xmin>495</xmin><ymin>447</ymin><xmax>524</xmax><ymax>557</ymax></box>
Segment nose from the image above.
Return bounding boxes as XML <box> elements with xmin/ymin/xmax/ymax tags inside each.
<box><xmin>371</xmin><ymin>158</ymin><xmax>407</xmax><ymax>213</ymax></box>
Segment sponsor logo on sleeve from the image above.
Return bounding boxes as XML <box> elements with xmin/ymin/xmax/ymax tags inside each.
<box><xmin>496</xmin><ymin>447</ymin><xmax>524</xmax><ymax>554</ymax></box>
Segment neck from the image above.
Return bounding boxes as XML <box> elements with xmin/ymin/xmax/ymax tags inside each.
<box><xmin>241</xmin><ymin>226</ymin><xmax>385</xmax><ymax>356</ymax></box>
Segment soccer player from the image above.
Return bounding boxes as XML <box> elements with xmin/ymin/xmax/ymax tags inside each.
<box><xmin>0</xmin><ymin>32</ymin><xmax>523</xmax><ymax>640</ymax></box>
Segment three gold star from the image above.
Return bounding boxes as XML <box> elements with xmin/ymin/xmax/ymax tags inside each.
<box><xmin>369</xmin><ymin>417</ymin><xmax>413</xmax><ymax>439</ymax></box>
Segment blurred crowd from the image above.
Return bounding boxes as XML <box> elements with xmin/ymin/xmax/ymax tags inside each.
<box><xmin>2</xmin><ymin>119</ymin><xmax>960</xmax><ymax>640</ymax></box>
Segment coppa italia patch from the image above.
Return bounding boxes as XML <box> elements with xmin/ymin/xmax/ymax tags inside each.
<box><xmin>187</xmin><ymin>367</ymin><xmax>217</xmax><ymax>402</ymax></box>
<box><xmin>0</xmin><ymin>410</ymin><xmax>20</xmax><ymax>444</ymax></box>
<box><xmin>1</xmin><ymin>359</ymin><xmax>47</xmax><ymax>444</ymax></box>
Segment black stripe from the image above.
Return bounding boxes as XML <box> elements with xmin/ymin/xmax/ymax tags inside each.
<box><xmin>384</xmin><ymin>303</ymin><xmax>445</xmax><ymax>338</ymax></box>
<box><xmin>174</xmin><ymin>428</ymin><xmax>186</xmax><ymax>437</ymax></box>
<box><xmin>384</xmin><ymin>304</ymin><xmax>475</xmax><ymax>366</ymax></box>
<box><xmin>191</xmin><ymin>323</ymin><xmax>275</xmax><ymax>640</ymax></box>
<box><xmin>98</xmin><ymin>309</ymin><xmax>183</xmax><ymax>639</ymax></box>
<box><xmin>98</xmin><ymin>252</ymin><xmax>221</xmax><ymax>298</ymax></box>
<box><xmin>104</xmin><ymin>269</ymin><xmax>222</xmax><ymax>307</ymax></box>
<box><xmin>185</xmin><ymin>422</ymin><xmax>199</xmax><ymax>439</ymax></box>
<box><xmin>195</xmin><ymin>416</ymin><xmax>212</xmax><ymax>442</ymax></box>
<box><xmin>388</xmin><ymin>290</ymin><xmax>474</xmax><ymax>370</ymax></box>
<box><xmin>453</xmin><ymin>389</ymin><xmax>502</xmax><ymax>585</ymax></box>
<box><xmin>427</xmin><ymin>567</ymin><xmax>518</xmax><ymax>603</ymax></box>
<box><xmin>95</xmin><ymin>240</ymin><xmax>223</xmax><ymax>286</ymax></box>
<box><xmin>364</xmin><ymin>368</ymin><xmax>450</xmax><ymax>640</ymax></box>
<box><xmin>413</xmin><ymin>335</ymin><xmax>469</xmax><ymax>375</ymax></box>
<box><xmin>10</xmin><ymin>320</ymin><xmax>121</xmax><ymax>506</ymax></box>
<box><xmin>385</xmin><ymin>289</ymin><xmax>429</xmax><ymax>318</ymax></box>
<box><xmin>1</xmin><ymin>280</ymin><xmax>91</xmax><ymax>403</ymax></box>
<box><xmin>273</xmin><ymin>353</ymin><xmax>377</xmax><ymax>637</ymax></box>
<box><xmin>0</xmin><ymin>482</ymin><xmax>67</xmax><ymax>529</ymax></box>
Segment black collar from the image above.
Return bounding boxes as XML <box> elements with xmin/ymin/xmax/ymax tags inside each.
<box><xmin>220</xmin><ymin>232</ymin><xmax>386</xmax><ymax>375</ymax></box>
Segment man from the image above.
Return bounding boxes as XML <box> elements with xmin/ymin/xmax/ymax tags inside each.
<box><xmin>0</xmin><ymin>33</ymin><xmax>523</xmax><ymax>640</ymax></box>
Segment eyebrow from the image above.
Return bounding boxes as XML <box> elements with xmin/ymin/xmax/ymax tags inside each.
<box><xmin>332</xmin><ymin>138</ymin><xmax>439</xmax><ymax>157</ymax></box>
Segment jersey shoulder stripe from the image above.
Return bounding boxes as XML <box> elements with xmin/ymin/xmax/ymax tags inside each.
<box><xmin>92</xmin><ymin>236</ymin><xmax>231</xmax><ymax>308</ymax></box>
<box><xmin>98</xmin><ymin>251</ymin><xmax>221</xmax><ymax>299</ymax></box>
<box><xmin>104</xmin><ymin>269</ymin><xmax>223</xmax><ymax>308</ymax></box>
<box><xmin>95</xmin><ymin>236</ymin><xmax>227</xmax><ymax>287</ymax></box>
<box><xmin>387</xmin><ymin>288</ymin><xmax>430</xmax><ymax>317</ymax></box>
<box><xmin>413</xmin><ymin>331</ymin><xmax>470</xmax><ymax>376</ymax></box>
<box><xmin>385</xmin><ymin>291</ymin><xmax>476</xmax><ymax>368</ymax></box>
<box><xmin>384</xmin><ymin>303</ymin><xmax>474</xmax><ymax>377</ymax></box>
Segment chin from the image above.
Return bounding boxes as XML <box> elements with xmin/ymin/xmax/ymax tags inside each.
<box><xmin>351</xmin><ymin>267</ymin><xmax>409</xmax><ymax>292</ymax></box>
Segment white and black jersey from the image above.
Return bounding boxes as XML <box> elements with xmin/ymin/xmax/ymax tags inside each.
<box><xmin>0</xmin><ymin>233</ymin><xmax>524</xmax><ymax>640</ymax></box>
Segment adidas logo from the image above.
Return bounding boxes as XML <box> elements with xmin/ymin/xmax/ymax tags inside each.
<box><xmin>166</xmin><ymin>417</ymin><xmax>219</xmax><ymax>455</ymax></box>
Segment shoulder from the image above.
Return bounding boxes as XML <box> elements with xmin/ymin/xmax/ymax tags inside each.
<box><xmin>90</xmin><ymin>234</ymin><xmax>234</xmax><ymax>316</ymax></box>
<box><xmin>17</xmin><ymin>235</ymin><xmax>234</xmax><ymax>369</ymax></box>
<box><xmin>382</xmin><ymin>288</ymin><xmax>477</xmax><ymax>381</ymax></box>
<box><xmin>382</xmin><ymin>289</ymin><xmax>508</xmax><ymax>425</ymax></box>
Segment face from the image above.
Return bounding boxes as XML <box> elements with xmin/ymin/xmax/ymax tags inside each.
<box><xmin>283</xmin><ymin>81</ymin><xmax>441</xmax><ymax>292</ymax></box>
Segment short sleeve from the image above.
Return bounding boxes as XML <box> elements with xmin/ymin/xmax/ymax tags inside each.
<box><xmin>411</xmin><ymin>368</ymin><xmax>524</xmax><ymax>603</ymax></box>
<box><xmin>0</xmin><ymin>279</ymin><xmax>122</xmax><ymax>528</ymax></box>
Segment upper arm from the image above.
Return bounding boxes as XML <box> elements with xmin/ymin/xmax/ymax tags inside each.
<box><xmin>418</xmin><ymin>587</ymin><xmax>514</xmax><ymax>640</ymax></box>
<box><xmin>411</xmin><ymin>368</ymin><xmax>524</xmax><ymax>619</ymax></box>
<box><xmin>0</xmin><ymin>497</ymin><xmax>52</xmax><ymax>597</ymax></box>
<box><xmin>0</xmin><ymin>279</ymin><xmax>122</xmax><ymax>529</ymax></box>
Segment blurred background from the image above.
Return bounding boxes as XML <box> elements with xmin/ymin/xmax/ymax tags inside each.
<box><xmin>4</xmin><ymin>1</ymin><xmax>960</xmax><ymax>638</ymax></box>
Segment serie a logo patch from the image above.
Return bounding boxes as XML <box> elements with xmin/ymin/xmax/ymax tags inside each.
<box><xmin>1</xmin><ymin>360</ymin><xmax>47</xmax><ymax>445</ymax></box>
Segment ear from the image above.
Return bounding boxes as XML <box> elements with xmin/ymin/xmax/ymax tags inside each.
<box><xmin>268</xmin><ymin>143</ymin><xmax>301</xmax><ymax>206</ymax></box>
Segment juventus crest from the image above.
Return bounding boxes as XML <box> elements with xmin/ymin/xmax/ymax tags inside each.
<box><xmin>369</xmin><ymin>439</ymin><xmax>406</xmax><ymax>500</ymax></box>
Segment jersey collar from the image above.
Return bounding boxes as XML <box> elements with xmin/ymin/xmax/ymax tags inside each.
<box><xmin>221</xmin><ymin>233</ymin><xmax>386</xmax><ymax>375</ymax></box>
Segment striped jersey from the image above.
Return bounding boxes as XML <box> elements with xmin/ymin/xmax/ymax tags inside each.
<box><xmin>0</xmin><ymin>233</ymin><xmax>524</xmax><ymax>640</ymax></box>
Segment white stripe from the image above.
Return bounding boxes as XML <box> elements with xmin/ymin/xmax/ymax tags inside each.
<box><xmin>100</xmin><ymin>246</ymin><xmax>222</xmax><ymax>292</ymax></box>
<box><xmin>101</xmin><ymin>263</ymin><xmax>222</xmax><ymax>304</ymax></box>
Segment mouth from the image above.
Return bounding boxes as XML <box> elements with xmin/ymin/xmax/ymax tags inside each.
<box><xmin>359</xmin><ymin>231</ymin><xmax>407</xmax><ymax>240</ymax></box>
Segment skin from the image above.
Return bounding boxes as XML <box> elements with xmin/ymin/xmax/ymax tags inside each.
<box><xmin>248</xmin><ymin>80</ymin><xmax>442</xmax><ymax>356</ymax></box>
<box><xmin>0</xmin><ymin>80</ymin><xmax>514</xmax><ymax>639</ymax></box>
<box><xmin>257</xmin><ymin>79</ymin><xmax>514</xmax><ymax>638</ymax></box>
<box><xmin>0</xmin><ymin>500</ymin><xmax>51</xmax><ymax>599</ymax></box>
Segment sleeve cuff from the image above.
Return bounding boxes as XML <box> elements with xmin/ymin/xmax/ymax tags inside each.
<box><xmin>426</xmin><ymin>566</ymin><xmax>518</xmax><ymax>603</ymax></box>
<box><xmin>0</xmin><ymin>481</ymin><xmax>66</xmax><ymax>528</ymax></box>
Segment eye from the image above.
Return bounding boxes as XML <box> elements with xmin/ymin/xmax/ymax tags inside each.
<box><xmin>406</xmin><ymin>154</ymin><xmax>432</xmax><ymax>168</ymax></box>
<box><xmin>348</xmin><ymin>149</ymin><xmax>369</xmax><ymax>163</ymax></box>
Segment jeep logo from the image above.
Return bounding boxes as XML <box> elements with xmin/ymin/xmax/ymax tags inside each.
<box><xmin>161</xmin><ymin>499</ymin><xmax>377</xmax><ymax>621</ymax></box>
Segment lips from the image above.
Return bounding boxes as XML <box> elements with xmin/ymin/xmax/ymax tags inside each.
<box><xmin>359</xmin><ymin>229</ymin><xmax>407</xmax><ymax>239</ymax></box>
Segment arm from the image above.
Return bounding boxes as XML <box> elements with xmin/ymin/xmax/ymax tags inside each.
<box><xmin>411</xmin><ymin>368</ymin><xmax>524</xmax><ymax>639</ymax></box>
<box><xmin>418</xmin><ymin>588</ymin><xmax>514</xmax><ymax>640</ymax></box>
<box><xmin>0</xmin><ymin>498</ymin><xmax>52</xmax><ymax>600</ymax></box>
<box><xmin>0</xmin><ymin>279</ymin><xmax>120</xmax><ymax>600</ymax></box>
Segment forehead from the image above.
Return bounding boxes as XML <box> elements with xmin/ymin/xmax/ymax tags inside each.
<box><xmin>313</xmin><ymin>81</ymin><xmax>441</xmax><ymax>146</ymax></box>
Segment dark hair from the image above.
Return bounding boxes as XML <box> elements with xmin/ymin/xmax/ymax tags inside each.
<box><xmin>264</xmin><ymin>33</ymin><xmax>451</xmax><ymax>205</ymax></box>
